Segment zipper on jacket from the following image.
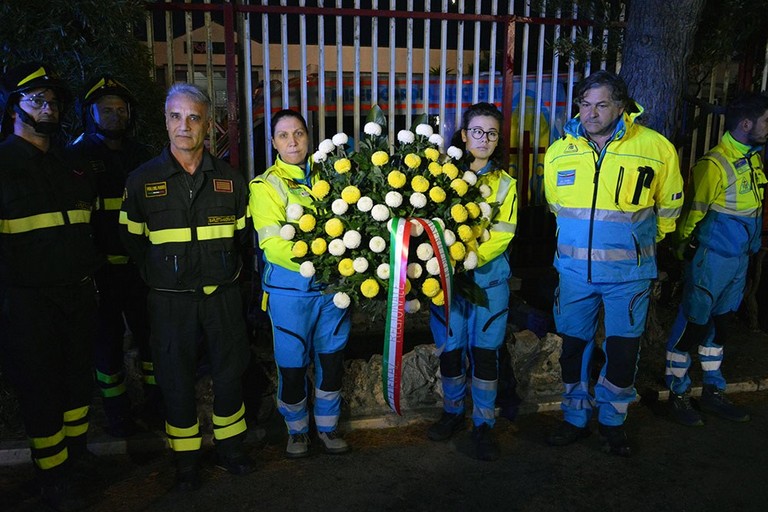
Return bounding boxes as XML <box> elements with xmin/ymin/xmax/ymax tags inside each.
<box><xmin>614</xmin><ymin>166</ymin><xmax>624</xmax><ymax>209</ymax></box>
<box><xmin>587</xmin><ymin>154</ymin><xmax>601</xmax><ymax>283</ymax></box>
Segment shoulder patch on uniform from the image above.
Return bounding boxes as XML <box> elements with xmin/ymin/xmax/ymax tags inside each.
<box><xmin>123</xmin><ymin>188</ymin><xmax>128</xmax><ymax>201</ymax></box>
<box><xmin>557</xmin><ymin>170</ymin><xmax>576</xmax><ymax>186</ymax></box>
<box><xmin>564</xmin><ymin>143</ymin><xmax>578</xmax><ymax>154</ymax></box>
<box><xmin>144</xmin><ymin>181</ymin><xmax>167</xmax><ymax>198</ymax></box>
<box><xmin>90</xmin><ymin>160</ymin><xmax>106</xmax><ymax>174</ymax></box>
<box><xmin>213</xmin><ymin>179</ymin><xmax>233</xmax><ymax>193</ymax></box>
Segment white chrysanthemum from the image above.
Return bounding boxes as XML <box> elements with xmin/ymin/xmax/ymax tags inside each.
<box><xmin>312</xmin><ymin>151</ymin><xmax>327</xmax><ymax>163</ymax></box>
<box><xmin>462</xmin><ymin>171</ymin><xmax>478</xmax><ymax>186</ymax></box>
<box><xmin>357</xmin><ymin>196</ymin><xmax>373</xmax><ymax>212</ymax></box>
<box><xmin>286</xmin><ymin>204</ymin><xmax>304</xmax><ymax>221</ymax></box>
<box><xmin>369</xmin><ymin>236</ymin><xmax>387</xmax><ymax>253</ymax></box>
<box><xmin>479</xmin><ymin>184</ymin><xmax>492</xmax><ymax>199</ymax></box>
<box><xmin>331</xmin><ymin>198</ymin><xmax>349</xmax><ymax>215</ymax></box>
<box><xmin>376</xmin><ymin>263</ymin><xmax>390</xmax><ymax>280</ymax></box>
<box><xmin>353</xmin><ymin>257</ymin><xmax>369</xmax><ymax>273</ymax></box>
<box><xmin>416</xmin><ymin>243</ymin><xmax>434</xmax><ymax>261</ymax></box>
<box><xmin>343</xmin><ymin>230</ymin><xmax>362</xmax><ymax>249</ymax></box>
<box><xmin>318</xmin><ymin>138</ymin><xmax>336</xmax><ymax>154</ymax></box>
<box><xmin>409</xmin><ymin>219</ymin><xmax>424</xmax><ymax>237</ymax></box>
<box><xmin>481</xmin><ymin>229</ymin><xmax>491</xmax><ymax>242</ymax></box>
<box><xmin>410</xmin><ymin>192</ymin><xmax>427</xmax><ymax>209</ymax></box>
<box><xmin>328</xmin><ymin>238</ymin><xmax>346</xmax><ymax>256</ymax></box>
<box><xmin>385</xmin><ymin>191</ymin><xmax>403</xmax><ymax>208</ymax></box>
<box><xmin>397</xmin><ymin>129</ymin><xmax>415</xmax><ymax>144</ymax></box>
<box><xmin>404</xmin><ymin>299</ymin><xmax>421</xmax><ymax>314</ymax></box>
<box><xmin>464</xmin><ymin>251</ymin><xmax>478</xmax><ymax>270</ymax></box>
<box><xmin>371</xmin><ymin>204</ymin><xmax>390</xmax><ymax>222</ymax></box>
<box><xmin>431</xmin><ymin>218</ymin><xmax>445</xmax><ymax>229</ymax></box>
<box><xmin>479</xmin><ymin>201</ymin><xmax>492</xmax><ymax>218</ymax></box>
<box><xmin>333</xmin><ymin>292</ymin><xmax>351</xmax><ymax>309</ymax></box>
<box><xmin>428</xmin><ymin>134</ymin><xmax>444</xmax><ymax>147</ymax></box>
<box><xmin>299</xmin><ymin>261</ymin><xmax>316</xmax><ymax>278</ymax></box>
<box><xmin>332</xmin><ymin>132</ymin><xmax>349</xmax><ymax>146</ymax></box>
<box><xmin>443</xmin><ymin>229</ymin><xmax>456</xmax><ymax>246</ymax></box>
<box><xmin>426</xmin><ymin>257</ymin><xmax>441</xmax><ymax>275</ymax></box>
<box><xmin>415</xmin><ymin>124</ymin><xmax>434</xmax><ymax>137</ymax></box>
<box><xmin>447</xmin><ymin>146</ymin><xmax>463</xmax><ymax>160</ymax></box>
<box><xmin>364</xmin><ymin>122</ymin><xmax>382</xmax><ymax>136</ymax></box>
<box><xmin>407</xmin><ymin>262</ymin><xmax>423</xmax><ymax>279</ymax></box>
<box><xmin>279</xmin><ymin>224</ymin><xmax>296</xmax><ymax>240</ymax></box>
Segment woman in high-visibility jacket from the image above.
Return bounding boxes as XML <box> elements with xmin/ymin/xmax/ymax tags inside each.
<box><xmin>249</xmin><ymin>110</ymin><xmax>351</xmax><ymax>458</ymax></box>
<box><xmin>428</xmin><ymin>102</ymin><xmax>518</xmax><ymax>461</ymax></box>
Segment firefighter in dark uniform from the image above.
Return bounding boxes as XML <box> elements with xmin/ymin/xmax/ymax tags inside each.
<box><xmin>67</xmin><ymin>76</ymin><xmax>161</xmax><ymax>437</ymax></box>
<box><xmin>0</xmin><ymin>63</ymin><xmax>103</xmax><ymax>511</ymax></box>
<box><xmin>119</xmin><ymin>82</ymin><xmax>255</xmax><ymax>491</ymax></box>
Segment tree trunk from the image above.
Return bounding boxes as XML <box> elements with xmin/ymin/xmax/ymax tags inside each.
<box><xmin>620</xmin><ymin>0</ymin><xmax>706</xmax><ymax>141</ymax></box>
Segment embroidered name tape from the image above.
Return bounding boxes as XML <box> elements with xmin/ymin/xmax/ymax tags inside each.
<box><xmin>145</xmin><ymin>181</ymin><xmax>167</xmax><ymax>198</ymax></box>
<box><xmin>213</xmin><ymin>179</ymin><xmax>233</xmax><ymax>193</ymax></box>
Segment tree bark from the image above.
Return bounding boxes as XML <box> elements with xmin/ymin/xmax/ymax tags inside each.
<box><xmin>620</xmin><ymin>0</ymin><xmax>706</xmax><ymax>141</ymax></box>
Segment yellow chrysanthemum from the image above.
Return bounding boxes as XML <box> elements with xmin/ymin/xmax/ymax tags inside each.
<box><xmin>421</xmin><ymin>277</ymin><xmax>441</xmax><ymax>298</ymax></box>
<box><xmin>341</xmin><ymin>185</ymin><xmax>361</xmax><ymax>204</ymax></box>
<box><xmin>472</xmin><ymin>224</ymin><xmax>484</xmax><ymax>238</ymax></box>
<box><xmin>388</xmin><ymin>170</ymin><xmax>407</xmax><ymax>189</ymax></box>
<box><xmin>443</xmin><ymin>162</ymin><xmax>459</xmax><ymax>180</ymax></box>
<box><xmin>404</xmin><ymin>153</ymin><xmax>422</xmax><ymax>169</ymax></box>
<box><xmin>449</xmin><ymin>242</ymin><xmax>466</xmax><ymax>261</ymax></box>
<box><xmin>411</xmin><ymin>175</ymin><xmax>430</xmax><ymax>193</ymax></box>
<box><xmin>431</xmin><ymin>290</ymin><xmax>445</xmax><ymax>306</ymax></box>
<box><xmin>465</xmin><ymin>202</ymin><xmax>481</xmax><ymax>219</ymax></box>
<box><xmin>450</xmin><ymin>204</ymin><xmax>468</xmax><ymax>223</ymax></box>
<box><xmin>405</xmin><ymin>279</ymin><xmax>412</xmax><ymax>294</ymax></box>
<box><xmin>457</xmin><ymin>224</ymin><xmax>474</xmax><ymax>242</ymax></box>
<box><xmin>325</xmin><ymin>218</ymin><xmax>344</xmax><ymax>237</ymax></box>
<box><xmin>298</xmin><ymin>214</ymin><xmax>316</xmax><ymax>232</ymax></box>
<box><xmin>311</xmin><ymin>238</ymin><xmax>327</xmax><ymax>255</ymax></box>
<box><xmin>312</xmin><ymin>180</ymin><xmax>331</xmax><ymax>199</ymax></box>
<box><xmin>291</xmin><ymin>240</ymin><xmax>308</xmax><ymax>258</ymax></box>
<box><xmin>424</xmin><ymin>147</ymin><xmax>440</xmax><ymax>162</ymax></box>
<box><xmin>428</xmin><ymin>162</ymin><xmax>443</xmax><ymax>177</ymax></box>
<box><xmin>371</xmin><ymin>151</ymin><xmax>389</xmax><ymax>166</ymax></box>
<box><xmin>429</xmin><ymin>186</ymin><xmax>446</xmax><ymax>203</ymax></box>
<box><xmin>450</xmin><ymin>179</ymin><xmax>468</xmax><ymax>197</ymax></box>
<box><xmin>361</xmin><ymin>278</ymin><xmax>380</xmax><ymax>298</ymax></box>
<box><xmin>334</xmin><ymin>158</ymin><xmax>352</xmax><ymax>174</ymax></box>
<box><xmin>338</xmin><ymin>258</ymin><xmax>355</xmax><ymax>277</ymax></box>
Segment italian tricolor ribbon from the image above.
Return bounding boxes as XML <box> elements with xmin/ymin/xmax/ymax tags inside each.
<box><xmin>383</xmin><ymin>217</ymin><xmax>453</xmax><ymax>415</ymax></box>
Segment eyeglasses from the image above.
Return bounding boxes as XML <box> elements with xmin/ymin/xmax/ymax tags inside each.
<box><xmin>20</xmin><ymin>95</ymin><xmax>60</xmax><ymax>112</ymax></box>
<box><xmin>467</xmin><ymin>127</ymin><xmax>499</xmax><ymax>142</ymax></box>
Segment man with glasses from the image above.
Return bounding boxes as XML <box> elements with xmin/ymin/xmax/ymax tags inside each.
<box><xmin>543</xmin><ymin>70</ymin><xmax>684</xmax><ymax>456</ymax></box>
<box><xmin>0</xmin><ymin>62</ymin><xmax>103</xmax><ymax>510</ymax></box>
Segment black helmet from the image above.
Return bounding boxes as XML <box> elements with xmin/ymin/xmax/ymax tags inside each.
<box><xmin>0</xmin><ymin>62</ymin><xmax>71</xmax><ymax>136</ymax></box>
<box><xmin>79</xmin><ymin>75</ymin><xmax>136</xmax><ymax>138</ymax></box>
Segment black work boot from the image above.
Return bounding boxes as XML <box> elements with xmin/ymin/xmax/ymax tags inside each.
<box><xmin>427</xmin><ymin>411</ymin><xmax>466</xmax><ymax>441</ymax></box>
<box><xmin>546</xmin><ymin>421</ymin><xmax>590</xmax><ymax>446</ymax></box>
<box><xmin>699</xmin><ymin>385</ymin><xmax>751</xmax><ymax>422</ymax></box>
<box><xmin>471</xmin><ymin>423</ymin><xmax>500</xmax><ymax>461</ymax></box>
<box><xmin>668</xmin><ymin>391</ymin><xmax>704</xmax><ymax>427</ymax></box>
<box><xmin>215</xmin><ymin>451</ymin><xmax>257</xmax><ymax>475</ymax></box>
<box><xmin>39</xmin><ymin>465</ymin><xmax>93</xmax><ymax>512</ymax></box>
<box><xmin>598</xmin><ymin>423</ymin><xmax>631</xmax><ymax>457</ymax></box>
<box><xmin>174</xmin><ymin>452</ymin><xmax>201</xmax><ymax>492</ymax></box>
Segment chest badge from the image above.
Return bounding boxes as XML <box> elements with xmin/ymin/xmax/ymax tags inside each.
<box><xmin>557</xmin><ymin>170</ymin><xmax>576</xmax><ymax>186</ymax></box>
<box><xmin>144</xmin><ymin>181</ymin><xmax>167</xmax><ymax>198</ymax></box>
<box><xmin>213</xmin><ymin>179</ymin><xmax>233</xmax><ymax>193</ymax></box>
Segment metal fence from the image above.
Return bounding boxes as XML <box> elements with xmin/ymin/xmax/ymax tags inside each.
<box><xmin>142</xmin><ymin>1</ymin><xmax>767</xmax><ymax>208</ymax></box>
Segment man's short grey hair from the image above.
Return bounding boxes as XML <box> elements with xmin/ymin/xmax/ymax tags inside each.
<box><xmin>165</xmin><ymin>82</ymin><xmax>211</xmax><ymax>114</ymax></box>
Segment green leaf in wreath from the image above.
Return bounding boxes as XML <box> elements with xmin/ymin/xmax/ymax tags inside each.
<box><xmin>453</xmin><ymin>273</ymin><xmax>489</xmax><ymax>308</ymax></box>
<box><xmin>366</xmin><ymin>105</ymin><xmax>387</xmax><ymax>127</ymax></box>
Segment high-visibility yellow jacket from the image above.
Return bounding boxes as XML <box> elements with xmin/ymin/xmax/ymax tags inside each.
<box><xmin>677</xmin><ymin>131</ymin><xmax>766</xmax><ymax>257</ymax></box>
<box><xmin>249</xmin><ymin>156</ymin><xmax>322</xmax><ymax>295</ymax></box>
<box><xmin>119</xmin><ymin>147</ymin><xmax>248</xmax><ymax>294</ymax></box>
<box><xmin>544</xmin><ymin>105</ymin><xmax>684</xmax><ymax>283</ymax></box>
<box><xmin>473</xmin><ymin>164</ymin><xmax>518</xmax><ymax>287</ymax></box>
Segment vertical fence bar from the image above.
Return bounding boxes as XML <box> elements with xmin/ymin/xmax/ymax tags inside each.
<box><xmin>318</xmin><ymin>0</ymin><xmax>326</xmax><ymax>140</ymax></box>
<box><xmin>614</xmin><ymin>3</ymin><xmax>625</xmax><ymax>74</ymax></box>
<box><xmin>439</xmin><ymin>0</ymin><xmax>448</xmax><ymax>138</ymax></box>
<box><xmin>337</xmin><ymin>0</ymin><xmax>344</xmax><ymax>134</ymax></box>
<box><xmin>422</xmin><ymin>0</ymin><xmax>430</xmax><ymax>117</ymax></box>
<box><xmin>471</xmin><ymin>0</ymin><xmax>481</xmax><ymax>105</ymax></box>
<box><xmin>703</xmin><ymin>68</ymin><xmax>717</xmax><ymax>151</ymax></box>
<box><xmin>299</xmin><ymin>0</ymin><xmax>309</xmax><ymax>123</ymax></box>
<box><xmin>600</xmin><ymin>23</ymin><xmax>609</xmax><ymax>71</ymax></box>
<box><xmin>354</xmin><ymin>0</ymin><xmax>361</xmax><ymax>148</ymax></box>
<box><xmin>406</xmin><ymin>0</ymin><xmax>414</xmax><ymax>129</ymax></box>
<box><xmin>454</xmin><ymin>0</ymin><xmax>465</xmax><ymax>133</ymax></box>
<box><xmin>584</xmin><ymin>9</ymin><xmax>593</xmax><ymax>77</ymax></box>
<box><xmin>223</xmin><ymin>1</ymin><xmax>239</xmax><ymax>169</ymax></box>
<box><xmin>145</xmin><ymin>13</ymin><xmax>157</xmax><ymax>80</ymax></box>
<box><xmin>531</xmin><ymin>0</ymin><xmax>547</xmax><ymax>205</ymax></box>
<box><xmin>488</xmin><ymin>0</ymin><xmax>498</xmax><ymax>105</ymax></box>
<box><xmin>261</xmin><ymin>0</ymin><xmax>273</xmax><ymax>167</ymax></box>
<box><xmin>548</xmin><ymin>7</ymin><xmax>561</xmax><ymax>147</ymax></box>
<box><xmin>204</xmin><ymin>0</ymin><xmax>216</xmax><ymax>155</ymax></box>
<box><xmin>164</xmin><ymin>0</ymin><xmax>174</xmax><ymax>86</ymax></box>
<box><xmin>240</xmin><ymin>5</ymin><xmax>255</xmax><ymax>179</ymax></box>
<box><xmin>517</xmin><ymin>0</ymin><xmax>531</xmax><ymax>194</ymax></box>
<box><xmin>281</xmin><ymin>0</ymin><xmax>290</xmax><ymax>108</ymax></box>
<box><xmin>371</xmin><ymin>0</ymin><xmax>379</xmax><ymax>107</ymax></box>
<box><xmin>566</xmin><ymin>2</ymin><xmax>577</xmax><ymax>116</ymax></box>
<box><xmin>388</xmin><ymin>0</ymin><xmax>397</xmax><ymax>140</ymax></box>
<box><xmin>501</xmin><ymin>2</ymin><xmax>515</xmax><ymax>194</ymax></box>
<box><xmin>762</xmin><ymin>40</ymin><xmax>768</xmax><ymax>91</ymax></box>
<box><xmin>184</xmin><ymin>0</ymin><xmax>194</xmax><ymax>83</ymax></box>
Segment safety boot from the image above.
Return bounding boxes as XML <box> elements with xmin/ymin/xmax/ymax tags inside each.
<box><xmin>471</xmin><ymin>423</ymin><xmax>500</xmax><ymax>461</ymax></box>
<box><xmin>699</xmin><ymin>385</ymin><xmax>750</xmax><ymax>422</ymax></box>
<box><xmin>598</xmin><ymin>423</ymin><xmax>631</xmax><ymax>458</ymax></box>
<box><xmin>546</xmin><ymin>421</ymin><xmax>590</xmax><ymax>446</ymax></box>
<box><xmin>215</xmin><ymin>452</ymin><xmax>257</xmax><ymax>475</ymax></box>
<box><xmin>668</xmin><ymin>391</ymin><xmax>704</xmax><ymax>426</ymax></box>
<box><xmin>427</xmin><ymin>411</ymin><xmax>466</xmax><ymax>441</ymax></box>
<box><xmin>285</xmin><ymin>433</ymin><xmax>311</xmax><ymax>458</ymax></box>
<box><xmin>317</xmin><ymin>429</ymin><xmax>350</xmax><ymax>454</ymax></box>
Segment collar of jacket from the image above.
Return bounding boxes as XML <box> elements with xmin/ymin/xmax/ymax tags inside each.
<box><xmin>271</xmin><ymin>154</ymin><xmax>313</xmax><ymax>185</ymax></box>
<box><xmin>723</xmin><ymin>130</ymin><xmax>764</xmax><ymax>157</ymax></box>
<box><xmin>157</xmin><ymin>145</ymin><xmax>216</xmax><ymax>179</ymax></box>
<box><xmin>564</xmin><ymin>101</ymin><xmax>645</xmax><ymax>144</ymax></box>
<box><xmin>475</xmin><ymin>160</ymin><xmax>495</xmax><ymax>177</ymax></box>
<box><xmin>5</xmin><ymin>133</ymin><xmax>52</xmax><ymax>157</ymax></box>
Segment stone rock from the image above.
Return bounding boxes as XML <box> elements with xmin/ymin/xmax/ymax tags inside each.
<box><xmin>508</xmin><ymin>330</ymin><xmax>563</xmax><ymax>401</ymax></box>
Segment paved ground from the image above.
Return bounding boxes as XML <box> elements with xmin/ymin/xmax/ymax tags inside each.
<box><xmin>2</xmin><ymin>389</ymin><xmax>768</xmax><ymax>512</ymax></box>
